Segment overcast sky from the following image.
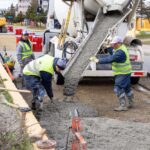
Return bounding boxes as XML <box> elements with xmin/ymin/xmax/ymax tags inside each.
<box><xmin>0</xmin><ymin>0</ymin><xmax>18</xmax><ymax>9</ymax></box>
<box><xmin>0</xmin><ymin>0</ymin><xmax>150</xmax><ymax>9</ymax></box>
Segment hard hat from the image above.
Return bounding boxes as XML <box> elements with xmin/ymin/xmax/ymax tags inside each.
<box><xmin>22</xmin><ymin>30</ymin><xmax>29</xmax><ymax>36</ymax></box>
<box><xmin>6</xmin><ymin>61</ymin><xmax>15</xmax><ymax>68</ymax></box>
<box><xmin>110</xmin><ymin>36</ymin><xmax>123</xmax><ymax>44</ymax></box>
<box><xmin>56</xmin><ymin>58</ymin><xmax>67</xmax><ymax>70</ymax></box>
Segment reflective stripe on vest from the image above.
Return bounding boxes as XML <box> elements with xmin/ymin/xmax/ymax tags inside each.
<box><xmin>23</xmin><ymin>55</ymin><xmax>54</xmax><ymax>76</ymax></box>
<box><xmin>19</xmin><ymin>41</ymin><xmax>33</xmax><ymax>60</ymax></box>
<box><xmin>112</xmin><ymin>44</ymin><xmax>132</xmax><ymax>75</ymax></box>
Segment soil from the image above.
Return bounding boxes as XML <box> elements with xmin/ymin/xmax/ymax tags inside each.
<box><xmin>20</xmin><ymin>77</ymin><xmax>150</xmax><ymax>150</ymax></box>
<box><xmin>0</xmin><ymin>90</ymin><xmax>22</xmax><ymax>149</ymax></box>
<box><xmin>1</xmin><ymin>34</ymin><xmax>150</xmax><ymax>150</ymax></box>
<box><xmin>0</xmin><ymin>34</ymin><xmax>16</xmax><ymax>51</ymax></box>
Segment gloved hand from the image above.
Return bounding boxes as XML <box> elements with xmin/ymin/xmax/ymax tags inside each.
<box><xmin>89</xmin><ymin>56</ymin><xmax>99</xmax><ymax>63</ymax></box>
<box><xmin>20</xmin><ymin>64</ymin><xmax>24</xmax><ymax>68</ymax></box>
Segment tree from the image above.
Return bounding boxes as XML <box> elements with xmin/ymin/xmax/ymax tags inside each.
<box><xmin>4</xmin><ymin>3</ymin><xmax>16</xmax><ymax>23</ymax></box>
<box><xmin>137</xmin><ymin>0</ymin><xmax>150</xmax><ymax>22</ymax></box>
<box><xmin>25</xmin><ymin>0</ymin><xmax>38</xmax><ymax>26</ymax></box>
<box><xmin>14</xmin><ymin>11</ymin><xmax>25</xmax><ymax>24</ymax></box>
<box><xmin>25</xmin><ymin>0</ymin><xmax>47</xmax><ymax>27</ymax></box>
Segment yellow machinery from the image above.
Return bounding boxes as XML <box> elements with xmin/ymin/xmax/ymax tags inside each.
<box><xmin>0</xmin><ymin>10</ymin><xmax>7</xmax><ymax>33</ymax></box>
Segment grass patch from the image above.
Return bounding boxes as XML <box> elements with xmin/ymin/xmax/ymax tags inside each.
<box><xmin>0</xmin><ymin>131</ymin><xmax>33</xmax><ymax>150</ymax></box>
<box><xmin>2</xmin><ymin>91</ymin><xmax>13</xmax><ymax>103</ymax></box>
<box><xmin>136</xmin><ymin>31</ymin><xmax>150</xmax><ymax>39</ymax></box>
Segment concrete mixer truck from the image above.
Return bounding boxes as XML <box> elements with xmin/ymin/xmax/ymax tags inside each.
<box><xmin>43</xmin><ymin>0</ymin><xmax>146</xmax><ymax>94</ymax></box>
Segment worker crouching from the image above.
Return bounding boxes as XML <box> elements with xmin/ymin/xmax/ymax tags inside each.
<box><xmin>90</xmin><ymin>36</ymin><xmax>134</xmax><ymax>111</ymax></box>
<box><xmin>23</xmin><ymin>55</ymin><xmax>67</xmax><ymax>112</ymax></box>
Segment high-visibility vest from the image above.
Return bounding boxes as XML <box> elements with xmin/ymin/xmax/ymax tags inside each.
<box><xmin>23</xmin><ymin>55</ymin><xmax>54</xmax><ymax>76</ymax></box>
<box><xmin>112</xmin><ymin>44</ymin><xmax>132</xmax><ymax>75</ymax></box>
<box><xmin>19</xmin><ymin>41</ymin><xmax>33</xmax><ymax>60</ymax></box>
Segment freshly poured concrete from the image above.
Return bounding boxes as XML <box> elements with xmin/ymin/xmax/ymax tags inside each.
<box><xmin>63</xmin><ymin>10</ymin><xmax>127</xmax><ymax>96</ymax></box>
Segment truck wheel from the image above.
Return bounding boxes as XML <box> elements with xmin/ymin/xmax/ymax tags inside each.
<box><xmin>131</xmin><ymin>77</ymin><xmax>140</xmax><ymax>84</ymax></box>
<box><xmin>54</xmin><ymin>73</ymin><xmax>64</xmax><ymax>85</ymax></box>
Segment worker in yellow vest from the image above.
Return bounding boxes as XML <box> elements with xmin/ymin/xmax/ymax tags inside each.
<box><xmin>23</xmin><ymin>55</ymin><xmax>67</xmax><ymax>112</ymax></box>
<box><xmin>90</xmin><ymin>36</ymin><xmax>134</xmax><ymax>111</ymax></box>
<box><xmin>17</xmin><ymin>30</ymin><xmax>35</xmax><ymax>77</ymax></box>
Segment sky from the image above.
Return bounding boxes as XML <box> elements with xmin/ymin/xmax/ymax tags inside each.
<box><xmin>0</xmin><ymin>0</ymin><xmax>18</xmax><ymax>9</ymax></box>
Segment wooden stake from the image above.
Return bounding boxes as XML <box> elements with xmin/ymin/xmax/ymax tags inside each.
<box><xmin>0</xmin><ymin>87</ymin><xmax>31</xmax><ymax>93</ymax></box>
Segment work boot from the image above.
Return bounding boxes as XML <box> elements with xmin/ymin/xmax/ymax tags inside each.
<box><xmin>128</xmin><ymin>99</ymin><xmax>134</xmax><ymax>108</ymax></box>
<box><xmin>36</xmin><ymin>97</ymin><xmax>43</xmax><ymax>111</ymax></box>
<box><xmin>114</xmin><ymin>106</ymin><xmax>128</xmax><ymax>111</ymax></box>
<box><xmin>127</xmin><ymin>93</ymin><xmax>134</xmax><ymax>108</ymax></box>
<box><xmin>114</xmin><ymin>96</ymin><xmax>127</xmax><ymax>111</ymax></box>
<box><xmin>31</xmin><ymin>102</ymin><xmax>36</xmax><ymax>110</ymax></box>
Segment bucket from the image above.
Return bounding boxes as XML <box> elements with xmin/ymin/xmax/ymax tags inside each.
<box><xmin>33</xmin><ymin>44</ymin><xmax>42</xmax><ymax>52</ymax></box>
<box><xmin>28</xmin><ymin>33</ymin><xmax>35</xmax><ymax>42</ymax></box>
<box><xmin>16</xmin><ymin>35</ymin><xmax>21</xmax><ymax>44</ymax></box>
<box><xmin>33</xmin><ymin>36</ymin><xmax>43</xmax><ymax>44</ymax></box>
<box><xmin>29</xmin><ymin>35</ymin><xmax>33</xmax><ymax>42</ymax></box>
<box><xmin>15</xmin><ymin>29</ymin><xmax>23</xmax><ymax>35</ymax></box>
<box><xmin>7</xmin><ymin>25</ymin><xmax>13</xmax><ymax>32</ymax></box>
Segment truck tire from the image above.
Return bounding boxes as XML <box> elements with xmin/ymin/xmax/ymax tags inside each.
<box><xmin>131</xmin><ymin>77</ymin><xmax>140</xmax><ymax>84</ymax></box>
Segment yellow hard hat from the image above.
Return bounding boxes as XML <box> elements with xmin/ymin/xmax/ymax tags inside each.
<box><xmin>6</xmin><ymin>61</ymin><xmax>15</xmax><ymax>68</ymax></box>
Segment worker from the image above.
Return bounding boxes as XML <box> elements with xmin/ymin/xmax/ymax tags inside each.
<box><xmin>16</xmin><ymin>30</ymin><xmax>35</xmax><ymax>77</ymax></box>
<box><xmin>90</xmin><ymin>36</ymin><xmax>134</xmax><ymax>111</ymax></box>
<box><xmin>23</xmin><ymin>54</ymin><xmax>67</xmax><ymax>111</ymax></box>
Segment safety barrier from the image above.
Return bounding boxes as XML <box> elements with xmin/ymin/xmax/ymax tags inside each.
<box><xmin>15</xmin><ymin>31</ymin><xmax>43</xmax><ymax>52</ymax></box>
<box><xmin>7</xmin><ymin>25</ymin><xmax>14</xmax><ymax>32</ymax></box>
<box><xmin>32</xmin><ymin>36</ymin><xmax>43</xmax><ymax>52</ymax></box>
<box><xmin>15</xmin><ymin>28</ymin><xmax>23</xmax><ymax>35</ymax></box>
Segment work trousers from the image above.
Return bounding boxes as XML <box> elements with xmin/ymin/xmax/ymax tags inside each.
<box><xmin>114</xmin><ymin>74</ymin><xmax>134</xmax><ymax>107</ymax></box>
<box><xmin>23</xmin><ymin>75</ymin><xmax>45</xmax><ymax>103</ymax></box>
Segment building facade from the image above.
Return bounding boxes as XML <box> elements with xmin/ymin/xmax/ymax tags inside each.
<box><xmin>16</xmin><ymin>0</ymin><xmax>48</xmax><ymax>15</ymax></box>
<box><xmin>16</xmin><ymin>0</ymin><xmax>31</xmax><ymax>15</ymax></box>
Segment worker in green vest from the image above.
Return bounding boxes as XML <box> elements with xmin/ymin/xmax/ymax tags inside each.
<box><xmin>23</xmin><ymin>55</ymin><xmax>67</xmax><ymax>112</ymax></box>
<box><xmin>90</xmin><ymin>36</ymin><xmax>134</xmax><ymax>111</ymax></box>
<box><xmin>17</xmin><ymin>30</ymin><xmax>35</xmax><ymax>77</ymax></box>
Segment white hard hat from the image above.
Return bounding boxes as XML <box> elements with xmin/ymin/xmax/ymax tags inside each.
<box><xmin>110</xmin><ymin>36</ymin><xmax>123</xmax><ymax>44</ymax></box>
<box><xmin>22</xmin><ymin>30</ymin><xmax>29</xmax><ymax>35</ymax></box>
<box><xmin>56</xmin><ymin>58</ymin><xmax>67</xmax><ymax>70</ymax></box>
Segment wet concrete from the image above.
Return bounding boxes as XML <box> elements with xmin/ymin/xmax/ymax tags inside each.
<box><xmin>40</xmin><ymin>101</ymin><xmax>98</xmax><ymax>149</ymax></box>
<box><xmin>63</xmin><ymin>12</ymin><xmax>126</xmax><ymax>96</ymax></box>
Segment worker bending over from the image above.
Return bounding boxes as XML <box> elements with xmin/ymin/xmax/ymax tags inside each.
<box><xmin>90</xmin><ymin>36</ymin><xmax>134</xmax><ymax>111</ymax></box>
<box><xmin>23</xmin><ymin>54</ymin><xmax>66</xmax><ymax>111</ymax></box>
<box><xmin>17</xmin><ymin>30</ymin><xmax>35</xmax><ymax>76</ymax></box>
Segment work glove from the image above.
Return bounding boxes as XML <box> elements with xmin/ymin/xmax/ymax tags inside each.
<box><xmin>89</xmin><ymin>56</ymin><xmax>99</xmax><ymax>63</ymax></box>
<box><xmin>20</xmin><ymin>64</ymin><xmax>24</xmax><ymax>68</ymax></box>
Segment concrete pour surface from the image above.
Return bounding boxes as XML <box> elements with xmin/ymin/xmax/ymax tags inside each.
<box><xmin>1</xmin><ymin>35</ymin><xmax>150</xmax><ymax>150</ymax></box>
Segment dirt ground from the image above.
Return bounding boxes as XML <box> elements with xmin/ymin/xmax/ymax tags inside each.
<box><xmin>20</xmin><ymin>77</ymin><xmax>150</xmax><ymax>150</ymax></box>
<box><xmin>1</xmin><ymin>34</ymin><xmax>150</xmax><ymax>149</ymax></box>
<box><xmin>0</xmin><ymin>34</ymin><xmax>16</xmax><ymax>51</ymax></box>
